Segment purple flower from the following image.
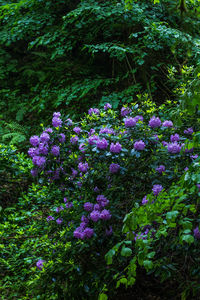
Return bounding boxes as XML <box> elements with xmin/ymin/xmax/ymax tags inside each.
<box><xmin>156</xmin><ymin>165</ymin><xmax>165</xmax><ymax>174</ymax></box>
<box><xmin>94</xmin><ymin>186</ymin><xmax>100</xmax><ymax>193</ymax></box>
<box><xmin>142</xmin><ymin>196</ymin><xmax>148</xmax><ymax>205</ymax></box>
<box><xmin>134</xmin><ymin>115</ymin><xmax>143</xmax><ymax>122</ymax></box>
<box><xmin>55</xmin><ymin>206</ymin><xmax>64</xmax><ymax>213</ymax></box>
<box><xmin>94</xmin><ymin>204</ymin><xmax>100</xmax><ymax>210</ymax></box>
<box><xmin>73</xmin><ymin>228</ymin><xmax>84</xmax><ymax>239</ymax></box>
<box><xmin>185</xmin><ymin>147</ymin><xmax>194</xmax><ymax>153</ymax></box>
<box><xmin>32</xmin><ymin>156</ymin><xmax>46</xmax><ymax>167</ymax></box>
<box><xmin>90</xmin><ymin>210</ymin><xmax>100</xmax><ymax>222</ymax></box>
<box><xmin>45</xmin><ymin>128</ymin><xmax>53</xmax><ymax>133</ymax></box>
<box><xmin>31</xmin><ymin>168</ymin><xmax>38</xmax><ymax>177</ymax></box>
<box><xmin>53</xmin><ymin>112</ymin><xmax>61</xmax><ymax>118</ymax></box>
<box><xmin>46</xmin><ymin>216</ymin><xmax>55</xmax><ymax>222</ymax></box>
<box><xmin>84</xmin><ymin>202</ymin><xmax>94</xmax><ymax>212</ymax></box>
<box><xmin>36</xmin><ymin>259</ymin><xmax>45</xmax><ymax>270</ymax></box>
<box><xmin>104</xmin><ymin>103</ymin><xmax>112</xmax><ymax>110</ymax></box>
<box><xmin>51</xmin><ymin>145</ymin><xmax>60</xmax><ymax>156</ymax></box>
<box><xmin>96</xmin><ymin>195</ymin><xmax>109</xmax><ymax>207</ymax></box>
<box><xmin>73</xmin><ymin>127</ymin><xmax>82</xmax><ymax>135</ymax></box>
<box><xmin>83</xmin><ymin>227</ymin><xmax>94</xmax><ymax>238</ymax></box>
<box><xmin>194</xmin><ymin>226</ymin><xmax>200</xmax><ymax>239</ymax></box>
<box><xmin>70</xmin><ymin>136</ymin><xmax>78</xmax><ymax>145</ymax></box>
<box><xmin>106</xmin><ymin>226</ymin><xmax>113</xmax><ymax>236</ymax></box>
<box><xmin>28</xmin><ymin>147</ymin><xmax>39</xmax><ymax>158</ymax></box>
<box><xmin>40</xmin><ymin>132</ymin><xmax>50</xmax><ymax>143</ymax></box>
<box><xmin>58</xmin><ymin>133</ymin><xmax>66</xmax><ymax>143</ymax></box>
<box><xmin>97</xmin><ymin>138</ymin><xmax>108</xmax><ymax>150</ymax></box>
<box><xmin>110</xmin><ymin>142</ymin><xmax>122</xmax><ymax>153</ymax></box>
<box><xmin>81</xmin><ymin>216</ymin><xmax>89</xmax><ymax>224</ymax></box>
<box><xmin>88</xmin><ymin>128</ymin><xmax>95</xmax><ymax>136</ymax></box>
<box><xmin>124</xmin><ymin>117</ymin><xmax>136</xmax><ymax>128</ymax></box>
<box><xmin>63</xmin><ymin>197</ymin><xmax>67</xmax><ymax>203</ymax></box>
<box><xmin>79</xmin><ymin>143</ymin><xmax>86</xmax><ymax>153</ymax></box>
<box><xmin>30</xmin><ymin>135</ymin><xmax>40</xmax><ymax>147</ymax></box>
<box><xmin>39</xmin><ymin>143</ymin><xmax>49</xmax><ymax>155</ymax></box>
<box><xmin>184</xmin><ymin>127</ymin><xmax>193</xmax><ymax>135</ymax></box>
<box><xmin>197</xmin><ymin>184</ymin><xmax>200</xmax><ymax>192</ymax></box>
<box><xmin>162</xmin><ymin>141</ymin><xmax>168</xmax><ymax>147</ymax></box>
<box><xmin>65</xmin><ymin>202</ymin><xmax>73</xmax><ymax>208</ymax></box>
<box><xmin>162</xmin><ymin>120</ymin><xmax>173</xmax><ymax>128</ymax></box>
<box><xmin>109</xmin><ymin>163</ymin><xmax>120</xmax><ymax>173</ymax></box>
<box><xmin>170</xmin><ymin>134</ymin><xmax>180</xmax><ymax>142</ymax></box>
<box><xmin>88</xmin><ymin>135</ymin><xmax>99</xmax><ymax>145</ymax></box>
<box><xmin>52</xmin><ymin>117</ymin><xmax>62</xmax><ymax>128</ymax></box>
<box><xmin>152</xmin><ymin>184</ymin><xmax>163</xmax><ymax>196</ymax></box>
<box><xmin>56</xmin><ymin>218</ymin><xmax>63</xmax><ymax>224</ymax></box>
<box><xmin>71</xmin><ymin>168</ymin><xmax>78</xmax><ymax>178</ymax></box>
<box><xmin>149</xmin><ymin>116</ymin><xmax>161</xmax><ymax>128</ymax></box>
<box><xmin>100</xmin><ymin>209</ymin><xmax>111</xmax><ymax>220</ymax></box>
<box><xmin>88</xmin><ymin>108</ymin><xmax>100</xmax><ymax>115</ymax></box>
<box><xmin>167</xmin><ymin>142</ymin><xmax>181</xmax><ymax>154</ymax></box>
<box><xmin>99</xmin><ymin>127</ymin><xmax>115</xmax><ymax>135</ymax></box>
<box><xmin>78</xmin><ymin>162</ymin><xmax>89</xmax><ymax>173</ymax></box>
<box><xmin>65</xmin><ymin>118</ymin><xmax>73</xmax><ymax>126</ymax></box>
<box><xmin>134</xmin><ymin>140</ymin><xmax>145</xmax><ymax>151</ymax></box>
<box><xmin>121</xmin><ymin>107</ymin><xmax>131</xmax><ymax>117</ymax></box>
<box><xmin>184</xmin><ymin>167</ymin><xmax>189</xmax><ymax>172</ymax></box>
<box><xmin>190</xmin><ymin>154</ymin><xmax>198</xmax><ymax>160</ymax></box>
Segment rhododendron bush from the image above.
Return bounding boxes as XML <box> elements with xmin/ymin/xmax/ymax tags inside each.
<box><xmin>24</xmin><ymin>102</ymin><xmax>200</xmax><ymax>298</ymax></box>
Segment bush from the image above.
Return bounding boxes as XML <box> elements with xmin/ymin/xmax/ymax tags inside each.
<box><xmin>0</xmin><ymin>143</ymin><xmax>32</xmax><ymax>207</ymax></box>
<box><xmin>109</xmin><ymin>156</ymin><xmax>200</xmax><ymax>299</ymax></box>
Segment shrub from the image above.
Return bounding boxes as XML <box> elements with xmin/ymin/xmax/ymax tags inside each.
<box><xmin>18</xmin><ymin>101</ymin><xmax>199</xmax><ymax>298</ymax></box>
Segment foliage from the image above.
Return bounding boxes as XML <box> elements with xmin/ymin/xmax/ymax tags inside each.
<box><xmin>0</xmin><ymin>143</ymin><xmax>32</xmax><ymax>207</ymax></box>
<box><xmin>1</xmin><ymin>101</ymin><xmax>199</xmax><ymax>299</ymax></box>
<box><xmin>0</xmin><ymin>0</ymin><xmax>200</xmax><ymax>135</ymax></box>
<box><xmin>107</xmin><ymin>154</ymin><xmax>200</xmax><ymax>299</ymax></box>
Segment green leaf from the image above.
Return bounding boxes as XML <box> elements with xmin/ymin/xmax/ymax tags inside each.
<box><xmin>121</xmin><ymin>246</ymin><xmax>132</xmax><ymax>257</ymax></box>
<box><xmin>98</xmin><ymin>293</ymin><xmax>108</xmax><ymax>300</ymax></box>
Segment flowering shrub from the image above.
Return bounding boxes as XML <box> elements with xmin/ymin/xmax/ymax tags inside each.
<box><xmin>106</xmin><ymin>156</ymin><xmax>200</xmax><ymax>299</ymax></box>
<box><xmin>24</xmin><ymin>102</ymin><xmax>200</xmax><ymax>297</ymax></box>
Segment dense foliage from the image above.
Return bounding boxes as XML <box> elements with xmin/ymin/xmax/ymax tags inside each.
<box><xmin>1</xmin><ymin>101</ymin><xmax>199</xmax><ymax>299</ymax></box>
<box><xmin>1</xmin><ymin>0</ymin><xmax>200</xmax><ymax>299</ymax></box>
<box><xmin>1</xmin><ymin>0</ymin><xmax>200</xmax><ymax>142</ymax></box>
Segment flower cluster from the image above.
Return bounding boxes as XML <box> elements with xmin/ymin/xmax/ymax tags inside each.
<box><xmin>74</xmin><ymin>195</ymin><xmax>111</xmax><ymax>239</ymax></box>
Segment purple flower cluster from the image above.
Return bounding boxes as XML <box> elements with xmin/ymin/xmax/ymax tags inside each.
<box><xmin>156</xmin><ymin>165</ymin><xmax>165</xmax><ymax>174</ymax></box>
<box><xmin>88</xmin><ymin>108</ymin><xmax>100</xmax><ymax>115</ymax></box>
<box><xmin>124</xmin><ymin>117</ymin><xmax>136</xmax><ymax>128</ymax></box>
<box><xmin>110</xmin><ymin>142</ymin><xmax>122</xmax><ymax>153</ymax></box>
<box><xmin>74</xmin><ymin>195</ymin><xmax>111</xmax><ymax>239</ymax></box>
<box><xmin>73</xmin><ymin>127</ymin><xmax>82</xmax><ymax>135</ymax></box>
<box><xmin>51</xmin><ymin>145</ymin><xmax>60</xmax><ymax>156</ymax></box>
<box><xmin>52</xmin><ymin>114</ymin><xmax>62</xmax><ymax>127</ymax></box>
<box><xmin>104</xmin><ymin>103</ymin><xmax>112</xmax><ymax>110</ymax></box>
<box><xmin>99</xmin><ymin>127</ymin><xmax>115</xmax><ymax>135</ymax></box>
<box><xmin>149</xmin><ymin>116</ymin><xmax>161</xmax><ymax>128</ymax></box>
<box><xmin>121</xmin><ymin>106</ymin><xmax>131</xmax><ymax>117</ymax></box>
<box><xmin>167</xmin><ymin>142</ymin><xmax>182</xmax><ymax>154</ymax></box>
<box><xmin>142</xmin><ymin>195</ymin><xmax>148</xmax><ymax>205</ymax></box>
<box><xmin>36</xmin><ymin>259</ymin><xmax>45</xmax><ymax>270</ymax></box>
<box><xmin>134</xmin><ymin>140</ymin><xmax>145</xmax><ymax>151</ymax></box>
<box><xmin>152</xmin><ymin>184</ymin><xmax>163</xmax><ymax>196</ymax></box>
<box><xmin>109</xmin><ymin>163</ymin><xmax>120</xmax><ymax>173</ymax></box>
<box><xmin>97</xmin><ymin>138</ymin><xmax>108</xmax><ymax>150</ymax></box>
<box><xmin>162</xmin><ymin>120</ymin><xmax>173</xmax><ymax>128</ymax></box>
<box><xmin>78</xmin><ymin>162</ymin><xmax>89</xmax><ymax>173</ymax></box>
<box><xmin>170</xmin><ymin>134</ymin><xmax>180</xmax><ymax>142</ymax></box>
<box><xmin>70</xmin><ymin>136</ymin><xmax>78</xmax><ymax>145</ymax></box>
<box><xmin>184</xmin><ymin>127</ymin><xmax>193</xmax><ymax>135</ymax></box>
